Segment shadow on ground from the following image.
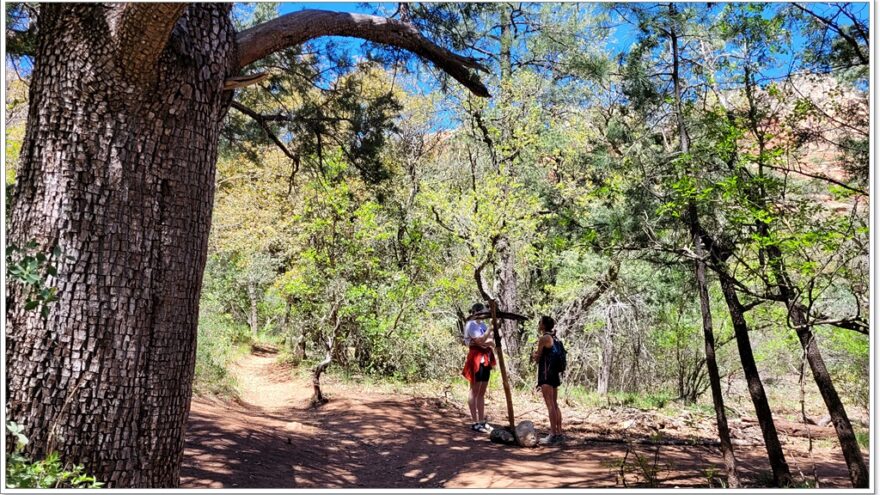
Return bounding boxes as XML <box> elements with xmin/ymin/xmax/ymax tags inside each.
<box><xmin>180</xmin><ymin>353</ymin><xmax>862</xmax><ymax>489</ymax></box>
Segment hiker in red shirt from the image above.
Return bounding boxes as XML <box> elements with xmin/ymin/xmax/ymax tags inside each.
<box><xmin>461</xmin><ymin>303</ymin><xmax>495</xmax><ymax>433</ymax></box>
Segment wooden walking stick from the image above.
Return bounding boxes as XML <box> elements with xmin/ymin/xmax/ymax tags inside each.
<box><xmin>490</xmin><ymin>299</ymin><xmax>516</xmax><ymax>432</ymax></box>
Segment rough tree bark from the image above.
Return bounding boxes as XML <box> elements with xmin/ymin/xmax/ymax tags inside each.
<box><xmin>6</xmin><ymin>5</ymin><xmax>235</xmax><ymax>487</ymax></box>
<box><xmin>6</xmin><ymin>4</ymin><xmax>488</xmax><ymax>488</ymax></box>
<box><xmin>493</xmin><ymin>236</ymin><xmax>521</xmax><ymax>380</ymax></box>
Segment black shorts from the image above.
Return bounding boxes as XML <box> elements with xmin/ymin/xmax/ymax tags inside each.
<box><xmin>474</xmin><ymin>363</ymin><xmax>491</xmax><ymax>382</ymax></box>
<box><xmin>537</xmin><ymin>373</ymin><xmax>561</xmax><ymax>388</ymax></box>
<box><xmin>538</xmin><ymin>362</ymin><xmax>561</xmax><ymax>388</ymax></box>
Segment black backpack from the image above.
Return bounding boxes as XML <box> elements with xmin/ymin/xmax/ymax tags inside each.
<box><xmin>548</xmin><ymin>336</ymin><xmax>567</xmax><ymax>374</ymax></box>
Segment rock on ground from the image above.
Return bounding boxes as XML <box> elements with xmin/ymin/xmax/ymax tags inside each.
<box><xmin>490</xmin><ymin>427</ymin><xmax>515</xmax><ymax>445</ymax></box>
<box><xmin>515</xmin><ymin>420</ymin><xmax>537</xmax><ymax>448</ymax></box>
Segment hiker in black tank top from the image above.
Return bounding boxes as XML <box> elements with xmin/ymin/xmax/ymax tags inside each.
<box><xmin>531</xmin><ymin>315</ymin><xmax>563</xmax><ymax>445</ymax></box>
<box><xmin>537</xmin><ymin>335</ymin><xmax>562</xmax><ymax>387</ymax></box>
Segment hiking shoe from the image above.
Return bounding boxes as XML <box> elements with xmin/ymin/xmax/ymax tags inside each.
<box><xmin>539</xmin><ymin>434</ymin><xmax>555</xmax><ymax>445</ymax></box>
<box><xmin>478</xmin><ymin>422</ymin><xmax>494</xmax><ymax>433</ymax></box>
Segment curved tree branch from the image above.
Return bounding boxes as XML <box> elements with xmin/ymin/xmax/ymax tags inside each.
<box><xmin>236</xmin><ymin>9</ymin><xmax>490</xmax><ymax>97</ymax></box>
<box><xmin>109</xmin><ymin>3</ymin><xmax>188</xmax><ymax>85</ymax></box>
<box><xmin>553</xmin><ymin>259</ymin><xmax>621</xmax><ymax>339</ymax></box>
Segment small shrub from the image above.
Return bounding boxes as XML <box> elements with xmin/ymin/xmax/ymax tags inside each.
<box><xmin>5</xmin><ymin>422</ymin><xmax>103</xmax><ymax>489</ymax></box>
<box><xmin>193</xmin><ymin>310</ymin><xmax>251</xmax><ymax>397</ymax></box>
<box><xmin>854</xmin><ymin>428</ymin><xmax>869</xmax><ymax>450</ymax></box>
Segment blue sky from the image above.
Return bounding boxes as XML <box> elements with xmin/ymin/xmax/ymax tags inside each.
<box><xmin>6</xmin><ymin>2</ymin><xmax>868</xmax><ymax>104</ymax></box>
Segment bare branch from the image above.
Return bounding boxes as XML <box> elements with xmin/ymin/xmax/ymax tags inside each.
<box><xmin>236</xmin><ymin>10</ymin><xmax>490</xmax><ymax>97</ymax></box>
<box><xmin>802</xmin><ymin>311</ymin><xmax>869</xmax><ymax>336</ymax></box>
<box><xmin>761</xmin><ymin>162</ymin><xmax>868</xmax><ymax>197</ymax></box>
<box><xmin>108</xmin><ymin>3</ymin><xmax>188</xmax><ymax>85</ymax></box>
<box><xmin>230</xmin><ymin>101</ymin><xmax>300</xmax><ymax>182</ymax></box>
<box><xmin>792</xmin><ymin>3</ymin><xmax>868</xmax><ymax>65</ymax></box>
<box><xmin>553</xmin><ymin>259</ymin><xmax>620</xmax><ymax>339</ymax></box>
<box><xmin>224</xmin><ymin>72</ymin><xmax>270</xmax><ymax>90</ymax></box>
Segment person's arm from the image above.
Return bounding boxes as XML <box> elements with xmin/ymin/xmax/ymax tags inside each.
<box><xmin>473</xmin><ymin>325</ymin><xmax>495</xmax><ymax>348</ymax></box>
<box><xmin>531</xmin><ymin>334</ymin><xmax>552</xmax><ymax>362</ymax></box>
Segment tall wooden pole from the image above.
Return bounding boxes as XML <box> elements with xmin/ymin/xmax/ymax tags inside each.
<box><xmin>490</xmin><ymin>299</ymin><xmax>516</xmax><ymax>432</ymax></box>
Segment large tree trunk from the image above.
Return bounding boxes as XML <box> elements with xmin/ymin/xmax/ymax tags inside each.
<box><xmin>494</xmin><ymin>236</ymin><xmax>521</xmax><ymax>380</ymax></box>
<box><xmin>6</xmin><ymin>4</ymin><xmax>487</xmax><ymax>489</ymax></box>
<box><xmin>718</xmin><ymin>275</ymin><xmax>792</xmax><ymax>486</ymax></box>
<box><xmin>5</xmin><ymin>4</ymin><xmax>235</xmax><ymax>488</ymax></box>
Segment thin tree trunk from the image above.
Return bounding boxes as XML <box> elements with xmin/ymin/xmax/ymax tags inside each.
<box><xmin>5</xmin><ymin>5</ymin><xmax>235</xmax><ymax>487</ymax></box>
<box><xmin>597</xmin><ymin>322</ymin><xmax>613</xmax><ymax>395</ymax></box>
<box><xmin>718</xmin><ymin>275</ymin><xmax>793</xmax><ymax>486</ymax></box>
<box><xmin>247</xmin><ymin>280</ymin><xmax>259</xmax><ymax>336</ymax></box>
<box><xmin>311</xmin><ymin>352</ymin><xmax>332</xmax><ymax>407</ymax></box>
<box><xmin>311</xmin><ymin>302</ymin><xmax>343</xmax><ymax>407</ymax></box>
<box><xmin>691</xmin><ymin>227</ymin><xmax>740</xmax><ymax>487</ymax></box>
<box><xmin>492</xmin><ymin>5</ymin><xmax>521</xmax><ymax>382</ymax></box>
<box><xmin>669</xmin><ymin>5</ymin><xmax>741</xmax><ymax>485</ymax></box>
<box><xmin>494</xmin><ymin>236</ymin><xmax>520</xmax><ymax>380</ymax></box>
<box><xmin>766</xmin><ymin>247</ymin><xmax>869</xmax><ymax>488</ymax></box>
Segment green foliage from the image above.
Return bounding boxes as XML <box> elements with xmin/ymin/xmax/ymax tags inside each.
<box><xmin>5</xmin><ymin>241</ymin><xmax>69</xmax><ymax>318</ymax></box>
<box><xmin>854</xmin><ymin>428</ymin><xmax>869</xmax><ymax>450</ymax></box>
<box><xmin>193</xmin><ymin>306</ymin><xmax>251</xmax><ymax>397</ymax></box>
<box><xmin>565</xmin><ymin>385</ymin><xmax>674</xmax><ymax>411</ymax></box>
<box><xmin>5</xmin><ymin>422</ymin><xmax>103</xmax><ymax>489</ymax></box>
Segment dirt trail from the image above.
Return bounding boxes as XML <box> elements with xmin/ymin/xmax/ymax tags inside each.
<box><xmin>181</xmin><ymin>349</ymin><xmax>860</xmax><ymax>488</ymax></box>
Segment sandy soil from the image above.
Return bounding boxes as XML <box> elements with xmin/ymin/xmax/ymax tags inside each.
<box><xmin>180</xmin><ymin>348</ymin><xmax>864</xmax><ymax>489</ymax></box>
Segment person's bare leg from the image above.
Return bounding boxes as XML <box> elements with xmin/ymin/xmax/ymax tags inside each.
<box><xmin>551</xmin><ymin>387</ymin><xmax>562</xmax><ymax>435</ymax></box>
<box><xmin>476</xmin><ymin>380</ymin><xmax>488</xmax><ymax>422</ymax></box>
<box><xmin>541</xmin><ymin>385</ymin><xmax>555</xmax><ymax>434</ymax></box>
<box><xmin>468</xmin><ymin>380</ymin><xmax>478</xmax><ymax>423</ymax></box>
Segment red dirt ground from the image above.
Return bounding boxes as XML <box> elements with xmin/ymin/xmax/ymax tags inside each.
<box><xmin>180</xmin><ymin>349</ymin><xmax>864</xmax><ymax>489</ymax></box>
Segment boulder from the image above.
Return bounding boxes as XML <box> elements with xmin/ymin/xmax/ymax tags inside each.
<box><xmin>515</xmin><ymin>420</ymin><xmax>537</xmax><ymax>448</ymax></box>
<box><xmin>490</xmin><ymin>427</ymin><xmax>516</xmax><ymax>445</ymax></box>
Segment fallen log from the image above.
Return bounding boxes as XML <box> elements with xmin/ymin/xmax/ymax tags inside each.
<box><xmin>738</xmin><ymin>418</ymin><xmax>838</xmax><ymax>439</ymax></box>
<box><xmin>580</xmin><ymin>435</ymin><xmax>763</xmax><ymax>447</ymax></box>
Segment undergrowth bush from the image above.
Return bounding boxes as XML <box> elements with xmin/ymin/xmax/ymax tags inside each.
<box><xmin>193</xmin><ymin>308</ymin><xmax>251</xmax><ymax>397</ymax></box>
<box><xmin>563</xmin><ymin>385</ymin><xmax>674</xmax><ymax>410</ymax></box>
<box><xmin>5</xmin><ymin>422</ymin><xmax>102</xmax><ymax>489</ymax></box>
